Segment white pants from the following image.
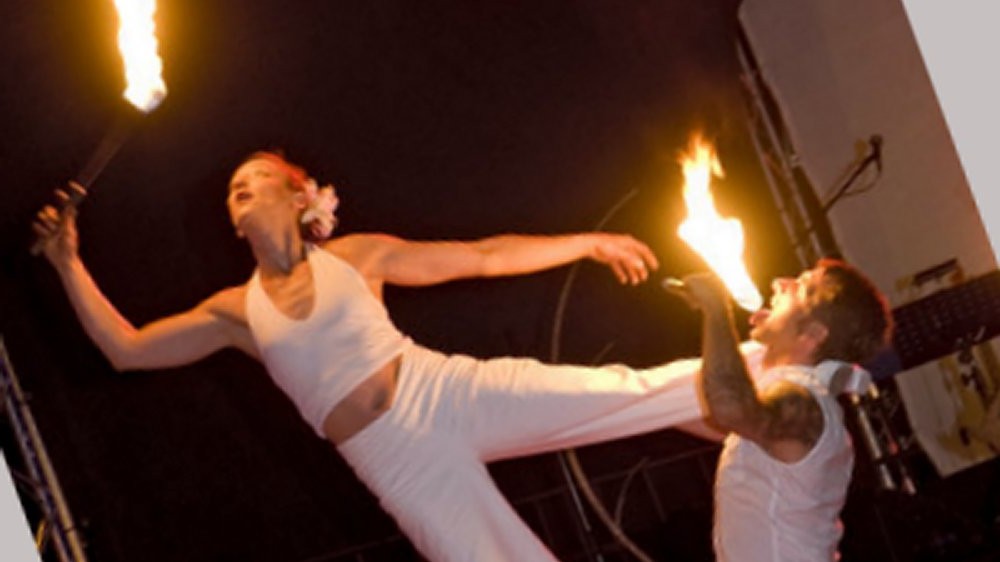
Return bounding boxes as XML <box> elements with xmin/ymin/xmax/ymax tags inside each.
<box><xmin>337</xmin><ymin>343</ymin><xmax>763</xmax><ymax>562</ymax></box>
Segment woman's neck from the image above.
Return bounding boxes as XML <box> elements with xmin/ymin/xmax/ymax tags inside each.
<box><xmin>247</xmin><ymin>226</ymin><xmax>307</xmax><ymax>277</ymax></box>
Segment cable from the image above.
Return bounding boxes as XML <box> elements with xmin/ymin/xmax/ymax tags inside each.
<box><xmin>821</xmin><ymin>135</ymin><xmax>883</xmax><ymax>213</ymax></box>
<box><xmin>549</xmin><ymin>188</ymin><xmax>655</xmax><ymax>562</ymax></box>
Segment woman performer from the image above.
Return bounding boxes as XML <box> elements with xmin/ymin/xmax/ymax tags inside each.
<box><xmin>33</xmin><ymin>151</ymin><xmax>760</xmax><ymax>562</ymax></box>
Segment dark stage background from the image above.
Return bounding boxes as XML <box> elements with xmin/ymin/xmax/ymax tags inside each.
<box><xmin>2</xmin><ymin>1</ymin><xmax>997</xmax><ymax>561</ymax></box>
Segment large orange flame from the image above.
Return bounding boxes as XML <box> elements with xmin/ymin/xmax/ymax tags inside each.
<box><xmin>677</xmin><ymin>135</ymin><xmax>762</xmax><ymax>312</ymax></box>
<box><xmin>112</xmin><ymin>0</ymin><xmax>167</xmax><ymax>112</ymax></box>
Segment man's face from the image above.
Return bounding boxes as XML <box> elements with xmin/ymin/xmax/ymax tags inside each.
<box><xmin>749</xmin><ymin>267</ymin><xmax>825</xmax><ymax>358</ymax></box>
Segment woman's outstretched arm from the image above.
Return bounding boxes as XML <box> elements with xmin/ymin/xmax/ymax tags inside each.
<box><xmin>329</xmin><ymin>231</ymin><xmax>659</xmax><ymax>288</ymax></box>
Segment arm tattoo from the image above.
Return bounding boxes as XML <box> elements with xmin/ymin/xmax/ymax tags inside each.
<box><xmin>761</xmin><ymin>381</ymin><xmax>824</xmax><ymax>449</ymax></box>
<box><xmin>698</xmin><ymin>304</ymin><xmax>761</xmax><ymax>433</ymax></box>
<box><xmin>698</xmin><ymin>305</ymin><xmax>824</xmax><ymax>452</ymax></box>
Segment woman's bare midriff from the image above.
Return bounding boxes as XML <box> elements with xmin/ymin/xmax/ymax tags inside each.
<box><xmin>321</xmin><ymin>355</ymin><xmax>402</xmax><ymax>445</ymax></box>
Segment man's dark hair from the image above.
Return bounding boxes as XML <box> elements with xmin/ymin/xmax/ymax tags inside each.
<box><xmin>806</xmin><ymin>258</ymin><xmax>893</xmax><ymax>364</ymax></box>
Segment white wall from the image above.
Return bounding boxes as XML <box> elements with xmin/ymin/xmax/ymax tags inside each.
<box><xmin>739</xmin><ymin>0</ymin><xmax>999</xmax><ymax>476</ymax></box>
<box><xmin>740</xmin><ymin>0</ymin><xmax>995</xmax><ymax>299</ymax></box>
<box><xmin>902</xmin><ymin>2</ymin><xmax>1000</xmax><ymax>265</ymax></box>
<box><xmin>0</xmin><ymin>452</ymin><xmax>41</xmax><ymax>562</ymax></box>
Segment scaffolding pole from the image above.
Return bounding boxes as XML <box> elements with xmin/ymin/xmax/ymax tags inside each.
<box><xmin>0</xmin><ymin>337</ymin><xmax>88</xmax><ymax>562</ymax></box>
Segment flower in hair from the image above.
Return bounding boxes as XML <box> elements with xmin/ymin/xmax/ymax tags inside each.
<box><xmin>300</xmin><ymin>178</ymin><xmax>339</xmax><ymax>240</ymax></box>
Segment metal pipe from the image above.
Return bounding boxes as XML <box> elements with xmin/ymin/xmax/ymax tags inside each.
<box><xmin>0</xmin><ymin>338</ymin><xmax>89</xmax><ymax>562</ymax></box>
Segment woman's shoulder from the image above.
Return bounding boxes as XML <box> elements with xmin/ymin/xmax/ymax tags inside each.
<box><xmin>317</xmin><ymin>235</ymin><xmax>392</xmax><ymax>297</ymax></box>
<box><xmin>201</xmin><ymin>284</ymin><xmax>249</xmax><ymax>323</ymax></box>
<box><xmin>200</xmin><ymin>284</ymin><xmax>258</xmax><ymax>358</ymax></box>
<box><xmin>320</xmin><ymin>232</ymin><xmax>399</xmax><ymax>253</ymax></box>
<box><xmin>318</xmin><ymin>232</ymin><xmax>399</xmax><ymax>270</ymax></box>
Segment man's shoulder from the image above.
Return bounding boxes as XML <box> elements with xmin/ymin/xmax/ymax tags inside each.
<box><xmin>754</xmin><ymin>377</ymin><xmax>825</xmax><ymax>462</ymax></box>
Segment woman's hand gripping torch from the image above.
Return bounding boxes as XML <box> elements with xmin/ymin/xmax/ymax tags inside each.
<box><xmin>31</xmin><ymin>0</ymin><xmax>167</xmax><ymax>255</ymax></box>
<box><xmin>665</xmin><ymin>135</ymin><xmax>762</xmax><ymax>312</ymax></box>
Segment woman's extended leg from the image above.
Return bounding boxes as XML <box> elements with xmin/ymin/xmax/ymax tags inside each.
<box><xmin>397</xmin><ymin>342</ymin><xmax>763</xmax><ymax>462</ymax></box>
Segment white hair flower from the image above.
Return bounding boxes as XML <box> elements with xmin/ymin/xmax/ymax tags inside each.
<box><xmin>299</xmin><ymin>178</ymin><xmax>339</xmax><ymax>240</ymax></box>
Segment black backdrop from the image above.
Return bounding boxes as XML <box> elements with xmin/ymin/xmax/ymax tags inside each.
<box><xmin>0</xmin><ymin>2</ymin><xmax>810</xmax><ymax>560</ymax></box>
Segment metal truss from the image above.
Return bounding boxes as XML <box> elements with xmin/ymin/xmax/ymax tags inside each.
<box><xmin>0</xmin><ymin>337</ymin><xmax>88</xmax><ymax>562</ymax></box>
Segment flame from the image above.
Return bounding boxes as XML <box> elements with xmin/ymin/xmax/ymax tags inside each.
<box><xmin>112</xmin><ymin>0</ymin><xmax>167</xmax><ymax>112</ymax></box>
<box><xmin>676</xmin><ymin>135</ymin><xmax>763</xmax><ymax>312</ymax></box>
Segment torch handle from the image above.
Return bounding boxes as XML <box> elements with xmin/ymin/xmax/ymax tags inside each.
<box><xmin>73</xmin><ymin>112</ymin><xmax>135</xmax><ymax>190</ymax></box>
<box><xmin>30</xmin><ymin>109</ymin><xmax>138</xmax><ymax>257</ymax></box>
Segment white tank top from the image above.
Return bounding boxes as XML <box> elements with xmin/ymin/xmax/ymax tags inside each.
<box><xmin>245</xmin><ymin>245</ymin><xmax>411</xmax><ymax>436</ymax></box>
<box><xmin>713</xmin><ymin>362</ymin><xmax>854</xmax><ymax>562</ymax></box>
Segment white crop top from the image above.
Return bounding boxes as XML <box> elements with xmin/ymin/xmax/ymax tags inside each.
<box><xmin>245</xmin><ymin>244</ymin><xmax>411</xmax><ymax>436</ymax></box>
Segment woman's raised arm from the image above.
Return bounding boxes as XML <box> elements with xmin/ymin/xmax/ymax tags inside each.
<box><xmin>33</xmin><ymin>187</ymin><xmax>255</xmax><ymax>371</ymax></box>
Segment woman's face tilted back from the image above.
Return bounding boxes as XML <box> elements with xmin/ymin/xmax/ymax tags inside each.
<box><xmin>227</xmin><ymin>158</ymin><xmax>306</xmax><ymax>237</ymax></box>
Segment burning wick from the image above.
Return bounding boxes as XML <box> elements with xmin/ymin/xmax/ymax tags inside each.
<box><xmin>81</xmin><ymin>0</ymin><xmax>167</xmax><ymax>187</ymax></box>
<box><xmin>79</xmin><ymin>0</ymin><xmax>168</xmax><ymax>187</ymax></box>
<box><xmin>675</xmin><ymin>135</ymin><xmax>763</xmax><ymax>312</ymax></box>
<box><xmin>31</xmin><ymin>0</ymin><xmax>167</xmax><ymax>255</ymax></box>
<box><xmin>662</xmin><ymin>277</ymin><xmax>686</xmax><ymax>290</ymax></box>
<box><xmin>113</xmin><ymin>0</ymin><xmax>167</xmax><ymax>112</ymax></box>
